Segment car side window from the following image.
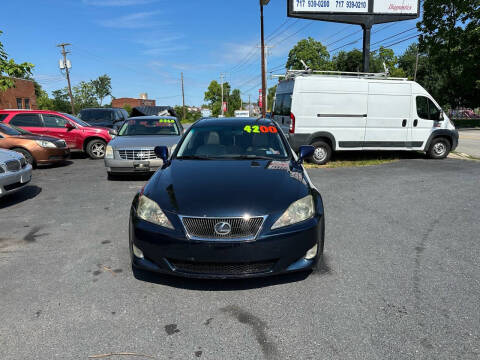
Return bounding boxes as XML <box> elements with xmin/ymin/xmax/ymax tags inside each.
<box><xmin>0</xmin><ymin>114</ymin><xmax>8</xmax><ymax>122</ymax></box>
<box><xmin>43</xmin><ymin>115</ymin><xmax>68</xmax><ymax>128</ymax></box>
<box><xmin>10</xmin><ymin>114</ymin><xmax>43</xmax><ymax>127</ymax></box>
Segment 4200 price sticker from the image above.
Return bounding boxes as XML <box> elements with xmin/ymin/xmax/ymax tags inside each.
<box><xmin>243</xmin><ymin>125</ymin><xmax>278</xmax><ymax>134</ymax></box>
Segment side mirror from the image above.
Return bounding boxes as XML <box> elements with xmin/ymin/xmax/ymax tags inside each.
<box><xmin>154</xmin><ymin>146</ymin><xmax>169</xmax><ymax>163</ymax></box>
<box><xmin>65</xmin><ymin>122</ymin><xmax>75</xmax><ymax>130</ymax></box>
<box><xmin>298</xmin><ymin>145</ymin><xmax>315</xmax><ymax>163</ymax></box>
<box><xmin>439</xmin><ymin>111</ymin><xmax>444</xmax><ymax>121</ymax></box>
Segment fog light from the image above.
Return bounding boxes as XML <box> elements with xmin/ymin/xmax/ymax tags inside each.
<box><xmin>132</xmin><ymin>244</ymin><xmax>144</xmax><ymax>259</ymax></box>
<box><xmin>305</xmin><ymin>244</ymin><xmax>318</xmax><ymax>260</ymax></box>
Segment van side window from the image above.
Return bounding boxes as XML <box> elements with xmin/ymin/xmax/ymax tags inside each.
<box><xmin>416</xmin><ymin>96</ymin><xmax>441</xmax><ymax>120</ymax></box>
<box><xmin>273</xmin><ymin>95</ymin><xmax>284</xmax><ymax>116</ymax></box>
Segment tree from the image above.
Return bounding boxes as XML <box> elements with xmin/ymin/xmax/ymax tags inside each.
<box><xmin>332</xmin><ymin>49</ymin><xmax>363</xmax><ymax>72</ymax></box>
<box><xmin>418</xmin><ymin>0</ymin><xmax>480</xmax><ymax>107</ymax></box>
<box><xmin>92</xmin><ymin>74</ymin><xmax>112</xmax><ymax>106</ymax></box>
<box><xmin>73</xmin><ymin>81</ymin><xmax>99</xmax><ymax>112</ymax></box>
<box><xmin>0</xmin><ymin>30</ymin><xmax>34</xmax><ymax>91</ymax></box>
<box><xmin>370</xmin><ymin>47</ymin><xmax>405</xmax><ymax>77</ymax></box>
<box><xmin>51</xmin><ymin>89</ymin><xmax>71</xmax><ymax>113</ymax></box>
<box><xmin>286</xmin><ymin>37</ymin><xmax>331</xmax><ymax>71</ymax></box>
<box><xmin>204</xmin><ymin>80</ymin><xmax>231</xmax><ymax>116</ymax></box>
<box><xmin>227</xmin><ymin>89</ymin><xmax>242</xmax><ymax>116</ymax></box>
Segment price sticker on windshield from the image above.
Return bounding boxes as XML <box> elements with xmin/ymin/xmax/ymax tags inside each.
<box><xmin>243</xmin><ymin>125</ymin><xmax>278</xmax><ymax>134</ymax></box>
<box><xmin>159</xmin><ymin>119</ymin><xmax>175</xmax><ymax>123</ymax></box>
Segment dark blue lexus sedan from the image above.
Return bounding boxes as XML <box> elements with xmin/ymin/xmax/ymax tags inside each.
<box><xmin>129</xmin><ymin>118</ymin><xmax>325</xmax><ymax>279</ymax></box>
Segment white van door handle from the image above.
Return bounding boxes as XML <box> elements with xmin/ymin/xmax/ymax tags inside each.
<box><xmin>402</xmin><ymin>119</ymin><xmax>407</xmax><ymax>127</ymax></box>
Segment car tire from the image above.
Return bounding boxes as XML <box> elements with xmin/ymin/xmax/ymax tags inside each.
<box><xmin>427</xmin><ymin>137</ymin><xmax>451</xmax><ymax>159</ymax></box>
<box><xmin>309</xmin><ymin>141</ymin><xmax>332</xmax><ymax>165</ymax></box>
<box><xmin>86</xmin><ymin>139</ymin><xmax>107</xmax><ymax>159</ymax></box>
<box><xmin>12</xmin><ymin>147</ymin><xmax>35</xmax><ymax>168</ymax></box>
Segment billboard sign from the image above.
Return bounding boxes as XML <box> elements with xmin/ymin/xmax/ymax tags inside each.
<box><xmin>288</xmin><ymin>0</ymin><xmax>420</xmax><ymax>25</ymax></box>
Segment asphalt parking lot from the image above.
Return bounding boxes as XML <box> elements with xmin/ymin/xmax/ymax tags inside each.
<box><xmin>1</xmin><ymin>156</ymin><xmax>479</xmax><ymax>360</ymax></box>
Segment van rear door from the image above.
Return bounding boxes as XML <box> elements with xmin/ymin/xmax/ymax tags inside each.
<box><xmin>364</xmin><ymin>82</ymin><xmax>411</xmax><ymax>148</ymax></box>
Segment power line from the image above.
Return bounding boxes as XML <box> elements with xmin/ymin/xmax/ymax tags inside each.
<box><xmin>372</xmin><ymin>34</ymin><xmax>419</xmax><ymax>52</ymax></box>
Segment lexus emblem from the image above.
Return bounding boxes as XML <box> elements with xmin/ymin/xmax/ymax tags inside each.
<box><xmin>214</xmin><ymin>222</ymin><xmax>231</xmax><ymax>236</ymax></box>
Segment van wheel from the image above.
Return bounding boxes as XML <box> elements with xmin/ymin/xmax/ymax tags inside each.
<box><xmin>86</xmin><ymin>139</ymin><xmax>106</xmax><ymax>159</ymax></box>
<box><xmin>12</xmin><ymin>148</ymin><xmax>35</xmax><ymax>168</ymax></box>
<box><xmin>310</xmin><ymin>141</ymin><xmax>332</xmax><ymax>165</ymax></box>
<box><xmin>427</xmin><ymin>138</ymin><xmax>450</xmax><ymax>159</ymax></box>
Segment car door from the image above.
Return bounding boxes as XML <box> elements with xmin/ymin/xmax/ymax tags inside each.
<box><xmin>363</xmin><ymin>82</ymin><xmax>411</xmax><ymax>148</ymax></box>
<box><xmin>8</xmin><ymin>113</ymin><xmax>45</xmax><ymax>135</ymax></box>
<box><xmin>410</xmin><ymin>96</ymin><xmax>442</xmax><ymax>148</ymax></box>
<box><xmin>42</xmin><ymin>114</ymin><xmax>78</xmax><ymax>148</ymax></box>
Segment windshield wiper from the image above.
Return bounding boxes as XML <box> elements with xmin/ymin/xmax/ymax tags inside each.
<box><xmin>176</xmin><ymin>155</ymin><xmax>214</xmax><ymax>160</ymax></box>
<box><xmin>230</xmin><ymin>155</ymin><xmax>277</xmax><ymax>160</ymax></box>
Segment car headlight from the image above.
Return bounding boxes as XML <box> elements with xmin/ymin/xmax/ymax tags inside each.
<box><xmin>271</xmin><ymin>195</ymin><xmax>314</xmax><ymax>230</ymax></box>
<box><xmin>105</xmin><ymin>145</ymin><xmax>114</xmax><ymax>159</ymax></box>
<box><xmin>35</xmin><ymin>140</ymin><xmax>56</xmax><ymax>148</ymax></box>
<box><xmin>137</xmin><ymin>195</ymin><xmax>174</xmax><ymax>229</ymax></box>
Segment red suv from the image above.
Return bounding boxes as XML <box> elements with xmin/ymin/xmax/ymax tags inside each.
<box><xmin>0</xmin><ymin>110</ymin><xmax>113</xmax><ymax>159</ymax></box>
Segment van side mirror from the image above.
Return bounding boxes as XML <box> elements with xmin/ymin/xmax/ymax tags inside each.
<box><xmin>439</xmin><ymin>111</ymin><xmax>444</xmax><ymax>121</ymax></box>
<box><xmin>154</xmin><ymin>146</ymin><xmax>169</xmax><ymax>163</ymax></box>
<box><xmin>298</xmin><ymin>145</ymin><xmax>315</xmax><ymax>163</ymax></box>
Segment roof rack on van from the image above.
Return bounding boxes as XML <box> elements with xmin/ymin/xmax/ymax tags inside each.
<box><xmin>272</xmin><ymin>69</ymin><xmax>408</xmax><ymax>81</ymax></box>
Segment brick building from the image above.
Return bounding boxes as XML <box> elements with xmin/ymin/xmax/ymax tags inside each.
<box><xmin>112</xmin><ymin>97</ymin><xmax>156</xmax><ymax>109</ymax></box>
<box><xmin>0</xmin><ymin>78</ymin><xmax>37</xmax><ymax>110</ymax></box>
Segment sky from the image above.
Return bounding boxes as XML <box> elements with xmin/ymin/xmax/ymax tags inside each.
<box><xmin>1</xmin><ymin>0</ymin><xmax>421</xmax><ymax>106</ymax></box>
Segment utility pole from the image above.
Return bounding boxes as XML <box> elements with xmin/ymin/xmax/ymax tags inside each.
<box><xmin>57</xmin><ymin>43</ymin><xmax>75</xmax><ymax>114</ymax></box>
<box><xmin>260</xmin><ymin>2</ymin><xmax>267</xmax><ymax>118</ymax></box>
<box><xmin>181</xmin><ymin>72</ymin><xmax>186</xmax><ymax>121</ymax></box>
<box><xmin>220</xmin><ymin>73</ymin><xmax>225</xmax><ymax>117</ymax></box>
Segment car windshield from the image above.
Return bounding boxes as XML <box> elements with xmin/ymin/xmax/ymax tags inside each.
<box><xmin>62</xmin><ymin>113</ymin><xmax>91</xmax><ymax>127</ymax></box>
<box><xmin>118</xmin><ymin>118</ymin><xmax>179</xmax><ymax>136</ymax></box>
<box><xmin>0</xmin><ymin>123</ymin><xmax>23</xmax><ymax>136</ymax></box>
<box><xmin>176</xmin><ymin>123</ymin><xmax>289</xmax><ymax>160</ymax></box>
<box><xmin>79</xmin><ymin>110</ymin><xmax>112</xmax><ymax>122</ymax></box>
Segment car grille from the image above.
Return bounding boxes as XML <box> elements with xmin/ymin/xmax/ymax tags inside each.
<box><xmin>118</xmin><ymin>149</ymin><xmax>158</xmax><ymax>160</ymax></box>
<box><xmin>181</xmin><ymin>216</ymin><xmax>265</xmax><ymax>240</ymax></box>
<box><xmin>5</xmin><ymin>160</ymin><xmax>20</xmax><ymax>172</ymax></box>
<box><xmin>168</xmin><ymin>259</ymin><xmax>276</xmax><ymax>275</ymax></box>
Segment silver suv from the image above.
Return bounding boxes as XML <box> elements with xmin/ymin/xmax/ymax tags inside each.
<box><xmin>0</xmin><ymin>149</ymin><xmax>32</xmax><ymax>198</ymax></box>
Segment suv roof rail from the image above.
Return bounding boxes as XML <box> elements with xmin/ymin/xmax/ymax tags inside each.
<box><xmin>272</xmin><ymin>69</ymin><xmax>408</xmax><ymax>81</ymax></box>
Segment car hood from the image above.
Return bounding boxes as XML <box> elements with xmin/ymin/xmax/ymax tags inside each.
<box><xmin>110</xmin><ymin>135</ymin><xmax>181</xmax><ymax>149</ymax></box>
<box><xmin>0</xmin><ymin>148</ymin><xmax>22</xmax><ymax>163</ymax></box>
<box><xmin>144</xmin><ymin>159</ymin><xmax>310</xmax><ymax>216</ymax></box>
<box><xmin>16</xmin><ymin>134</ymin><xmax>62</xmax><ymax>142</ymax></box>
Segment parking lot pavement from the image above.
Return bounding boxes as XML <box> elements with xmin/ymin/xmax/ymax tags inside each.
<box><xmin>1</xmin><ymin>157</ymin><xmax>479</xmax><ymax>360</ymax></box>
<box><xmin>456</xmin><ymin>129</ymin><xmax>480</xmax><ymax>158</ymax></box>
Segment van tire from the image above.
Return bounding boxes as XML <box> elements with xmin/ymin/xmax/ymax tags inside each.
<box><xmin>427</xmin><ymin>137</ymin><xmax>451</xmax><ymax>159</ymax></box>
<box><xmin>86</xmin><ymin>139</ymin><xmax>107</xmax><ymax>159</ymax></box>
<box><xmin>310</xmin><ymin>141</ymin><xmax>332</xmax><ymax>165</ymax></box>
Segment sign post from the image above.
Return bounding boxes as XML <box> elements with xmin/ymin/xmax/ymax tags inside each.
<box><xmin>288</xmin><ymin>0</ymin><xmax>420</xmax><ymax>72</ymax></box>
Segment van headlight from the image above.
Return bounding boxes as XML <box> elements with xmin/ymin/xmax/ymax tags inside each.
<box><xmin>35</xmin><ymin>140</ymin><xmax>56</xmax><ymax>148</ymax></box>
<box><xmin>271</xmin><ymin>195</ymin><xmax>314</xmax><ymax>230</ymax></box>
<box><xmin>137</xmin><ymin>195</ymin><xmax>174</xmax><ymax>229</ymax></box>
<box><xmin>105</xmin><ymin>145</ymin><xmax>114</xmax><ymax>159</ymax></box>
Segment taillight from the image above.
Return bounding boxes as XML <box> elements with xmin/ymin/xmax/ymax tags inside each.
<box><xmin>289</xmin><ymin>113</ymin><xmax>295</xmax><ymax>134</ymax></box>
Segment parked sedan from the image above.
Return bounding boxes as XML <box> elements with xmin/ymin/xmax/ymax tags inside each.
<box><xmin>0</xmin><ymin>123</ymin><xmax>70</xmax><ymax>167</ymax></box>
<box><xmin>129</xmin><ymin>118</ymin><xmax>325</xmax><ymax>279</ymax></box>
<box><xmin>0</xmin><ymin>149</ymin><xmax>32</xmax><ymax>198</ymax></box>
<box><xmin>105</xmin><ymin>116</ymin><xmax>183</xmax><ymax>179</ymax></box>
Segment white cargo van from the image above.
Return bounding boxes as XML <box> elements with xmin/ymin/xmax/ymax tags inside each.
<box><xmin>273</xmin><ymin>72</ymin><xmax>458</xmax><ymax>164</ymax></box>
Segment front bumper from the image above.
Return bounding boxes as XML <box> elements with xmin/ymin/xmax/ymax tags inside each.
<box><xmin>129</xmin><ymin>212</ymin><xmax>324</xmax><ymax>279</ymax></box>
<box><xmin>105</xmin><ymin>158</ymin><xmax>164</xmax><ymax>173</ymax></box>
<box><xmin>0</xmin><ymin>165</ymin><xmax>32</xmax><ymax>198</ymax></box>
<box><xmin>36</xmin><ymin>148</ymin><xmax>71</xmax><ymax>164</ymax></box>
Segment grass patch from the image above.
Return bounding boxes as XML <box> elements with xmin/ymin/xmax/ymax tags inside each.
<box><xmin>303</xmin><ymin>151</ymin><xmax>426</xmax><ymax>169</ymax></box>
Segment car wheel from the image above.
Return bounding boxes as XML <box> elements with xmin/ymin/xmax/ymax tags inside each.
<box><xmin>427</xmin><ymin>137</ymin><xmax>451</xmax><ymax>159</ymax></box>
<box><xmin>310</xmin><ymin>141</ymin><xmax>332</xmax><ymax>165</ymax></box>
<box><xmin>86</xmin><ymin>139</ymin><xmax>107</xmax><ymax>159</ymax></box>
<box><xmin>12</xmin><ymin>148</ymin><xmax>35</xmax><ymax>168</ymax></box>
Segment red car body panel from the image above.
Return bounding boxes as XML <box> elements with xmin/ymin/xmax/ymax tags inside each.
<box><xmin>0</xmin><ymin>110</ymin><xmax>112</xmax><ymax>151</ymax></box>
